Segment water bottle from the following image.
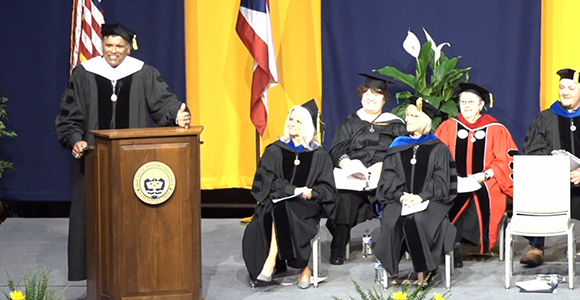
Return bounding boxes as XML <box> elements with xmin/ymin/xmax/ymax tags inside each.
<box><xmin>362</xmin><ymin>228</ymin><xmax>373</xmax><ymax>258</ymax></box>
<box><xmin>374</xmin><ymin>262</ymin><xmax>385</xmax><ymax>286</ymax></box>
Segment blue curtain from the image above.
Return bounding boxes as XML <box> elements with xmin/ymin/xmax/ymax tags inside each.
<box><xmin>0</xmin><ymin>0</ymin><xmax>542</xmax><ymax>202</ymax></box>
<box><xmin>321</xmin><ymin>0</ymin><xmax>541</xmax><ymax>151</ymax></box>
<box><xmin>0</xmin><ymin>1</ymin><xmax>185</xmax><ymax>201</ymax></box>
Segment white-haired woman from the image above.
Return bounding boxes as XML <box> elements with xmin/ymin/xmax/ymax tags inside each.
<box><xmin>242</xmin><ymin>102</ymin><xmax>338</xmax><ymax>289</ymax></box>
<box><xmin>374</xmin><ymin>100</ymin><xmax>457</xmax><ymax>286</ymax></box>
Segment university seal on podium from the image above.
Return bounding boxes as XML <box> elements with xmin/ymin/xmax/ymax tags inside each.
<box><xmin>133</xmin><ymin>161</ymin><xmax>176</xmax><ymax>205</ymax></box>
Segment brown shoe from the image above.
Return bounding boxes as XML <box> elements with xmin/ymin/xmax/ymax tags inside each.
<box><xmin>519</xmin><ymin>247</ymin><xmax>544</xmax><ymax>267</ymax></box>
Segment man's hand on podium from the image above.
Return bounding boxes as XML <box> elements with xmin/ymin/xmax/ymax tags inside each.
<box><xmin>72</xmin><ymin>140</ymin><xmax>88</xmax><ymax>159</ymax></box>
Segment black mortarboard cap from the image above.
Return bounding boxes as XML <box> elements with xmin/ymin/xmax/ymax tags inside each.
<box><xmin>457</xmin><ymin>83</ymin><xmax>494</xmax><ymax>107</ymax></box>
<box><xmin>557</xmin><ymin>68</ymin><xmax>580</xmax><ymax>83</ymax></box>
<box><xmin>407</xmin><ymin>96</ymin><xmax>442</xmax><ymax>120</ymax></box>
<box><xmin>101</xmin><ymin>23</ymin><xmax>139</xmax><ymax>50</ymax></box>
<box><xmin>302</xmin><ymin>99</ymin><xmax>327</xmax><ymax>141</ymax></box>
<box><xmin>358</xmin><ymin>73</ymin><xmax>395</xmax><ymax>91</ymax></box>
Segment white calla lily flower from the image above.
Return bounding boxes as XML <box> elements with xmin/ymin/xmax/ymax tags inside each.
<box><xmin>402</xmin><ymin>30</ymin><xmax>421</xmax><ymax>59</ymax></box>
<box><xmin>434</xmin><ymin>42</ymin><xmax>451</xmax><ymax>62</ymax></box>
<box><xmin>423</xmin><ymin>28</ymin><xmax>450</xmax><ymax>62</ymax></box>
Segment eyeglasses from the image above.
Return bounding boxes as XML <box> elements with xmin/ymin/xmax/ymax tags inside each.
<box><xmin>459</xmin><ymin>100</ymin><xmax>482</xmax><ymax>105</ymax></box>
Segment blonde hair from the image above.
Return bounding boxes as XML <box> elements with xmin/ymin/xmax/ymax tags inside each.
<box><xmin>280</xmin><ymin>106</ymin><xmax>319</xmax><ymax>150</ymax></box>
<box><xmin>405</xmin><ymin>104</ymin><xmax>432</xmax><ymax>135</ymax></box>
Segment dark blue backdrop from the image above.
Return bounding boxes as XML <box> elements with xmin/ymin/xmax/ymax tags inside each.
<box><xmin>0</xmin><ymin>1</ymin><xmax>542</xmax><ymax>202</ymax></box>
<box><xmin>321</xmin><ymin>0</ymin><xmax>541</xmax><ymax>151</ymax></box>
<box><xmin>0</xmin><ymin>1</ymin><xmax>185</xmax><ymax>201</ymax></box>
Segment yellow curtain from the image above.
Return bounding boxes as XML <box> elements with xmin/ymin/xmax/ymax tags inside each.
<box><xmin>184</xmin><ymin>1</ymin><xmax>322</xmax><ymax>190</ymax></box>
<box><xmin>541</xmin><ymin>0</ymin><xmax>580</xmax><ymax>109</ymax></box>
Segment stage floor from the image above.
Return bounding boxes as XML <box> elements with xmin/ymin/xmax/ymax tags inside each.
<box><xmin>0</xmin><ymin>218</ymin><xmax>578</xmax><ymax>299</ymax></box>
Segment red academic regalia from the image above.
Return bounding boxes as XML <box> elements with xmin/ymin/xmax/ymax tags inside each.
<box><xmin>435</xmin><ymin>114</ymin><xmax>518</xmax><ymax>253</ymax></box>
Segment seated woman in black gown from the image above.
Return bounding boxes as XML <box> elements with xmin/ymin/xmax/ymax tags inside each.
<box><xmin>374</xmin><ymin>99</ymin><xmax>457</xmax><ymax>285</ymax></box>
<box><xmin>327</xmin><ymin>73</ymin><xmax>407</xmax><ymax>265</ymax></box>
<box><xmin>242</xmin><ymin>101</ymin><xmax>337</xmax><ymax>289</ymax></box>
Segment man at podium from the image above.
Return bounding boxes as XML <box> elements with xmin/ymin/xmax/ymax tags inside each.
<box><xmin>520</xmin><ymin>68</ymin><xmax>580</xmax><ymax>267</ymax></box>
<box><xmin>55</xmin><ymin>23</ymin><xmax>191</xmax><ymax>281</ymax></box>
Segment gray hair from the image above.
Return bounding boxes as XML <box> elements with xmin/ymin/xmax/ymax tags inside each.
<box><xmin>280</xmin><ymin>106</ymin><xmax>319</xmax><ymax>150</ymax></box>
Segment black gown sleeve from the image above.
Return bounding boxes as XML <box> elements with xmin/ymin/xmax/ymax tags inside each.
<box><xmin>376</xmin><ymin>153</ymin><xmax>406</xmax><ymax>204</ymax></box>
<box><xmin>55</xmin><ymin>67</ymin><xmax>87</xmax><ymax>150</ymax></box>
<box><xmin>328</xmin><ymin>116</ymin><xmax>357</xmax><ymax>166</ymax></box>
<box><xmin>310</xmin><ymin>149</ymin><xmax>339</xmax><ymax>218</ymax></box>
<box><xmin>523</xmin><ymin>112</ymin><xmax>552</xmax><ymax>155</ymax></box>
<box><xmin>143</xmin><ymin>65</ymin><xmax>184</xmax><ymax>127</ymax></box>
<box><xmin>250</xmin><ymin>145</ymin><xmax>297</xmax><ymax>206</ymax></box>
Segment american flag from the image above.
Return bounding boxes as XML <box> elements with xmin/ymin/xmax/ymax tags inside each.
<box><xmin>236</xmin><ymin>0</ymin><xmax>279</xmax><ymax>136</ymax></box>
<box><xmin>70</xmin><ymin>0</ymin><xmax>105</xmax><ymax>71</ymax></box>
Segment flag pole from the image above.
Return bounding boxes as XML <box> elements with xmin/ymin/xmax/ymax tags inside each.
<box><xmin>255</xmin><ymin>129</ymin><xmax>261</xmax><ymax>167</ymax></box>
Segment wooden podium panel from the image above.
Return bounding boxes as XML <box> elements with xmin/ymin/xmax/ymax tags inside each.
<box><xmin>86</xmin><ymin>127</ymin><xmax>203</xmax><ymax>300</ymax></box>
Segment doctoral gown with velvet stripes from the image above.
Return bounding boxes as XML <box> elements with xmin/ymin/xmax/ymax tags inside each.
<box><xmin>374</xmin><ymin>135</ymin><xmax>457</xmax><ymax>276</ymax></box>
<box><xmin>328</xmin><ymin>111</ymin><xmax>407</xmax><ymax>225</ymax></box>
<box><xmin>55</xmin><ymin>56</ymin><xmax>183</xmax><ymax>281</ymax></box>
<box><xmin>523</xmin><ymin>102</ymin><xmax>580</xmax><ymax>219</ymax></box>
<box><xmin>436</xmin><ymin>114</ymin><xmax>518</xmax><ymax>253</ymax></box>
<box><xmin>242</xmin><ymin>140</ymin><xmax>338</xmax><ymax>281</ymax></box>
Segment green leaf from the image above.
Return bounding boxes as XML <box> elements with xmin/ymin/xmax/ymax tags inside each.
<box><xmin>377</xmin><ymin>67</ymin><xmax>419</xmax><ymax>90</ymax></box>
<box><xmin>440</xmin><ymin>100</ymin><xmax>459</xmax><ymax>117</ymax></box>
<box><xmin>395</xmin><ymin>91</ymin><xmax>413</xmax><ymax>101</ymax></box>
<box><xmin>416</xmin><ymin>41</ymin><xmax>432</xmax><ymax>88</ymax></box>
<box><xmin>390</xmin><ymin>103</ymin><xmax>410</xmax><ymax>120</ymax></box>
<box><xmin>420</xmin><ymin>95</ymin><xmax>444</xmax><ymax>108</ymax></box>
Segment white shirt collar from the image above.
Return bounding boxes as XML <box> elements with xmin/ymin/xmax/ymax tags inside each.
<box><xmin>81</xmin><ymin>56</ymin><xmax>144</xmax><ymax>81</ymax></box>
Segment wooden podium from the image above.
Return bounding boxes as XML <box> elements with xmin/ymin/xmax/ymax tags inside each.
<box><xmin>85</xmin><ymin>126</ymin><xmax>204</xmax><ymax>300</ymax></box>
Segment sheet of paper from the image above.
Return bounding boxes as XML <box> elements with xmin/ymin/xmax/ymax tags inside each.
<box><xmin>457</xmin><ymin>176</ymin><xmax>482</xmax><ymax>193</ymax></box>
<box><xmin>401</xmin><ymin>200</ymin><xmax>430</xmax><ymax>216</ymax></box>
<box><xmin>272</xmin><ymin>193</ymin><xmax>302</xmax><ymax>203</ymax></box>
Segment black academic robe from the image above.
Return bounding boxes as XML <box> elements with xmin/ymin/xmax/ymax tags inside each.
<box><xmin>374</xmin><ymin>137</ymin><xmax>457</xmax><ymax>275</ymax></box>
<box><xmin>55</xmin><ymin>56</ymin><xmax>183</xmax><ymax>281</ymax></box>
<box><xmin>242</xmin><ymin>141</ymin><xmax>338</xmax><ymax>281</ymax></box>
<box><xmin>523</xmin><ymin>105</ymin><xmax>580</xmax><ymax>219</ymax></box>
<box><xmin>328</xmin><ymin>112</ymin><xmax>407</xmax><ymax>225</ymax></box>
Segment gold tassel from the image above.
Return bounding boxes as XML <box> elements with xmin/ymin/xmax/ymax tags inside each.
<box><xmin>417</xmin><ymin>97</ymin><xmax>423</xmax><ymax>112</ymax></box>
<box><xmin>132</xmin><ymin>35</ymin><xmax>139</xmax><ymax>50</ymax></box>
<box><xmin>489</xmin><ymin>93</ymin><xmax>494</xmax><ymax>108</ymax></box>
<box><xmin>575</xmin><ymin>71</ymin><xmax>579</xmax><ymax>83</ymax></box>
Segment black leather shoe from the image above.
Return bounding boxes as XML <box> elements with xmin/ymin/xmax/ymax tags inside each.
<box><xmin>330</xmin><ymin>256</ymin><xmax>344</xmax><ymax>265</ymax></box>
<box><xmin>453</xmin><ymin>242</ymin><xmax>463</xmax><ymax>268</ymax></box>
<box><xmin>249</xmin><ymin>278</ymin><xmax>280</xmax><ymax>288</ymax></box>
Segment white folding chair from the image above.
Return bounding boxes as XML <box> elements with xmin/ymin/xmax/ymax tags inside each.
<box><xmin>311</xmin><ymin>225</ymin><xmax>322</xmax><ymax>288</ymax></box>
<box><xmin>504</xmin><ymin>155</ymin><xmax>575</xmax><ymax>290</ymax></box>
<box><xmin>498</xmin><ymin>212</ymin><xmax>508</xmax><ymax>262</ymax></box>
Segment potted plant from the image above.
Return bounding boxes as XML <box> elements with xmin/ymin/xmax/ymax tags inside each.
<box><xmin>3</xmin><ymin>267</ymin><xmax>67</xmax><ymax>300</ymax></box>
<box><xmin>0</xmin><ymin>86</ymin><xmax>17</xmax><ymax>178</ymax></box>
<box><xmin>333</xmin><ymin>279</ymin><xmax>450</xmax><ymax>300</ymax></box>
<box><xmin>376</xmin><ymin>28</ymin><xmax>471</xmax><ymax>129</ymax></box>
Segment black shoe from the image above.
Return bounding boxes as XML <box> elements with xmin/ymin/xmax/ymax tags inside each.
<box><xmin>330</xmin><ymin>256</ymin><xmax>344</xmax><ymax>265</ymax></box>
<box><xmin>453</xmin><ymin>242</ymin><xmax>463</xmax><ymax>268</ymax></box>
<box><xmin>249</xmin><ymin>278</ymin><xmax>280</xmax><ymax>288</ymax></box>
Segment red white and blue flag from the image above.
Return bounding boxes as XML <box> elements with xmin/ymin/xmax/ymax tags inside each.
<box><xmin>70</xmin><ymin>0</ymin><xmax>105</xmax><ymax>71</ymax></box>
<box><xmin>236</xmin><ymin>0</ymin><xmax>279</xmax><ymax>136</ymax></box>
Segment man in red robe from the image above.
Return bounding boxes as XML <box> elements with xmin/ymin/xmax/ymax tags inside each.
<box><xmin>436</xmin><ymin>83</ymin><xmax>518</xmax><ymax>267</ymax></box>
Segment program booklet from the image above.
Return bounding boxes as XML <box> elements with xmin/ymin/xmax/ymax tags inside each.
<box><xmin>401</xmin><ymin>200</ymin><xmax>430</xmax><ymax>216</ymax></box>
<box><xmin>272</xmin><ymin>193</ymin><xmax>303</xmax><ymax>204</ymax></box>
<box><xmin>516</xmin><ymin>278</ymin><xmax>557</xmax><ymax>293</ymax></box>
<box><xmin>333</xmin><ymin>159</ymin><xmax>379</xmax><ymax>191</ymax></box>
<box><xmin>551</xmin><ymin>149</ymin><xmax>580</xmax><ymax>171</ymax></box>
